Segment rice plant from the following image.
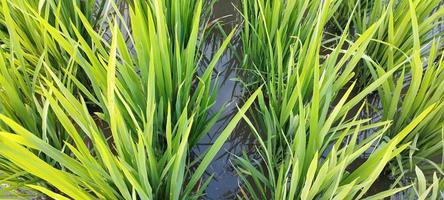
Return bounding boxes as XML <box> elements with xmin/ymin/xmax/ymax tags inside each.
<box><xmin>0</xmin><ymin>0</ymin><xmax>118</xmax><ymax>84</ymax></box>
<box><xmin>0</xmin><ymin>0</ymin><xmax>112</xmax><ymax>138</ymax></box>
<box><xmin>0</xmin><ymin>0</ymin><xmax>122</xmax><ymax>170</ymax></box>
<box><xmin>410</xmin><ymin>167</ymin><xmax>444</xmax><ymax>199</ymax></box>
<box><xmin>366</xmin><ymin>1</ymin><xmax>444</xmax><ymax>181</ymax></box>
<box><xmin>0</xmin><ymin>0</ymin><xmax>254</xmax><ymax>198</ymax></box>
<box><xmin>327</xmin><ymin>0</ymin><xmax>444</xmax><ymax>194</ymax></box>
<box><xmin>237</xmin><ymin>0</ymin><xmax>443</xmax><ymax>198</ymax></box>
<box><xmin>0</xmin><ymin>0</ymin><xmax>112</xmax><ymax>191</ymax></box>
<box><xmin>0</xmin><ymin>50</ymin><xmax>261</xmax><ymax>199</ymax></box>
<box><xmin>240</xmin><ymin>0</ymin><xmax>343</xmax><ymax>90</ymax></box>
<box><xmin>337</xmin><ymin>0</ymin><xmax>444</xmax><ymax>88</ymax></box>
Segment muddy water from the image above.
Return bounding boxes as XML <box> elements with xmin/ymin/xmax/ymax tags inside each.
<box><xmin>192</xmin><ymin>0</ymin><xmax>248</xmax><ymax>199</ymax></box>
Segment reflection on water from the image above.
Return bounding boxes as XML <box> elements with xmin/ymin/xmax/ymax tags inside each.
<box><xmin>192</xmin><ymin>0</ymin><xmax>254</xmax><ymax>199</ymax></box>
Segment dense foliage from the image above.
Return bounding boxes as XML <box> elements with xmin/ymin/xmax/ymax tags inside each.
<box><xmin>0</xmin><ymin>0</ymin><xmax>443</xmax><ymax>199</ymax></box>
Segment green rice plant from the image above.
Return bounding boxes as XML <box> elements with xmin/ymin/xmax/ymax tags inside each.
<box><xmin>0</xmin><ymin>0</ymin><xmax>124</xmax><ymax>193</ymax></box>
<box><xmin>337</xmin><ymin>0</ymin><xmax>444</xmax><ymax>88</ymax></box>
<box><xmin>0</xmin><ymin>47</ymin><xmax>68</xmax><ymax>193</ymax></box>
<box><xmin>240</xmin><ymin>0</ymin><xmax>344</xmax><ymax>90</ymax></box>
<box><xmin>52</xmin><ymin>0</ymin><xmax>233</xmax><ymax>146</ymax></box>
<box><xmin>0</xmin><ymin>0</ymin><xmax>107</xmax><ymax>143</ymax></box>
<box><xmin>0</xmin><ymin>0</ymin><xmax>228</xmax><ymax>152</ymax></box>
<box><xmin>0</xmin><ymin>0</ymin><xmax>116</xmax><ymax>83</ymax></box>
<box><xmin>237</xmin><ymin>0</ymin><xmax>441</xmax><ymax>198</ymax></box>
<box><xmin>0</xmin><ymin>0</ymin><xmax>249</xmax><ymax>198</ymax></box>
<box><xmin>124</xmin><ymin>0</ymin><xmax>216</xmax><ymax>45</ymax></box>
<box><xmin>0</xmin><ymin>0</ymin><xmax>120</xmax><ymax>174</ymax></box>
<box><xmin>0</xmin><ymin>0</ymin><xmax>106</xmax><ymax>190</ymax></box>
<box><xmin>374</xmin><ymin>42</ymin><xmax>444</xmax><ymax>179</ymax></box>
<box><xmin>0</xmin><ymin>50</ymin><xmax>262</xmax><ymax>199</ymax></box>
<box><xmin>0</xmin><ymin>0</ymin><xmax>112</xmax><ymax>137</ymax></box>
<box><xmin>364</xmin><ymin>0</ymin><xmax>444</xmax><ymax>181</ymax></box>
<box><xmin>236</xmin><ymin>99</ymin><xmax>434</xmax><ymax>199</ymax></box>
<box><xmin>239</xmin><ymin>0</ymin><xmax>386</xmax><ymax>157</ymax></box>
<box><xmin>394</xmin><ymin>166</ymin><xmax>444</xmax><ymax>199</ymax></box>
<box><xmin>121</xmin><ymin>0</ymin><xmax>231</xmax><ymax>145</ymax></box>
<box><xmin>411</xmin><ymin>167</ymin><xmax>444</xmax><ymax>199</ymax></box>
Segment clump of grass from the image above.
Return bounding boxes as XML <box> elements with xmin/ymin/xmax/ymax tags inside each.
<box><xmin>0</xmin><ymin>0</ymin><xmax>255</xmax><ymax>198</ymax></box>
<box><xmin>337</xmin><ymin>0</ymin><xmax>444</xmax><ymax>88</ymax></box>
<box><xmin>0</xmin><ymin>0</ymin><xmax>122</xmax><ymax>157</ymax></box>
<box><xmin>0</xmin><ymin>0</ymin><xmax>115</xmax><ymax>83</ymax></box>
<box><xmin>329</xmin><ymin>0</ymin><xmax>444</xmax><ymax>194</ymax></box>
<box><xmin>111</xmin><ymin>0</ymin><xmax>231</xmax><ymax>145</ymax></box>
<box><xmin>239</xmin><ymin>0</ymin><xmax>343</xmax><ymax>91</ymax></box>
<box><xmin>0</xmin><ymin>0</ymin><xmax>117</xmax><ymax>190</ymax></box>
<box><xmin>365</xmin><ymin>1</ymin><xmax>444</xmax><ymax>182</ymax></box>
<box><xmin>0</xmin><ymin>59</ymin><xmax>262</xmax><ymax>198</ymax></box>
<box><xmin>237</xmin><ymin>0</ymin><xmax>442</xmax><ymax>198</ymax></box>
